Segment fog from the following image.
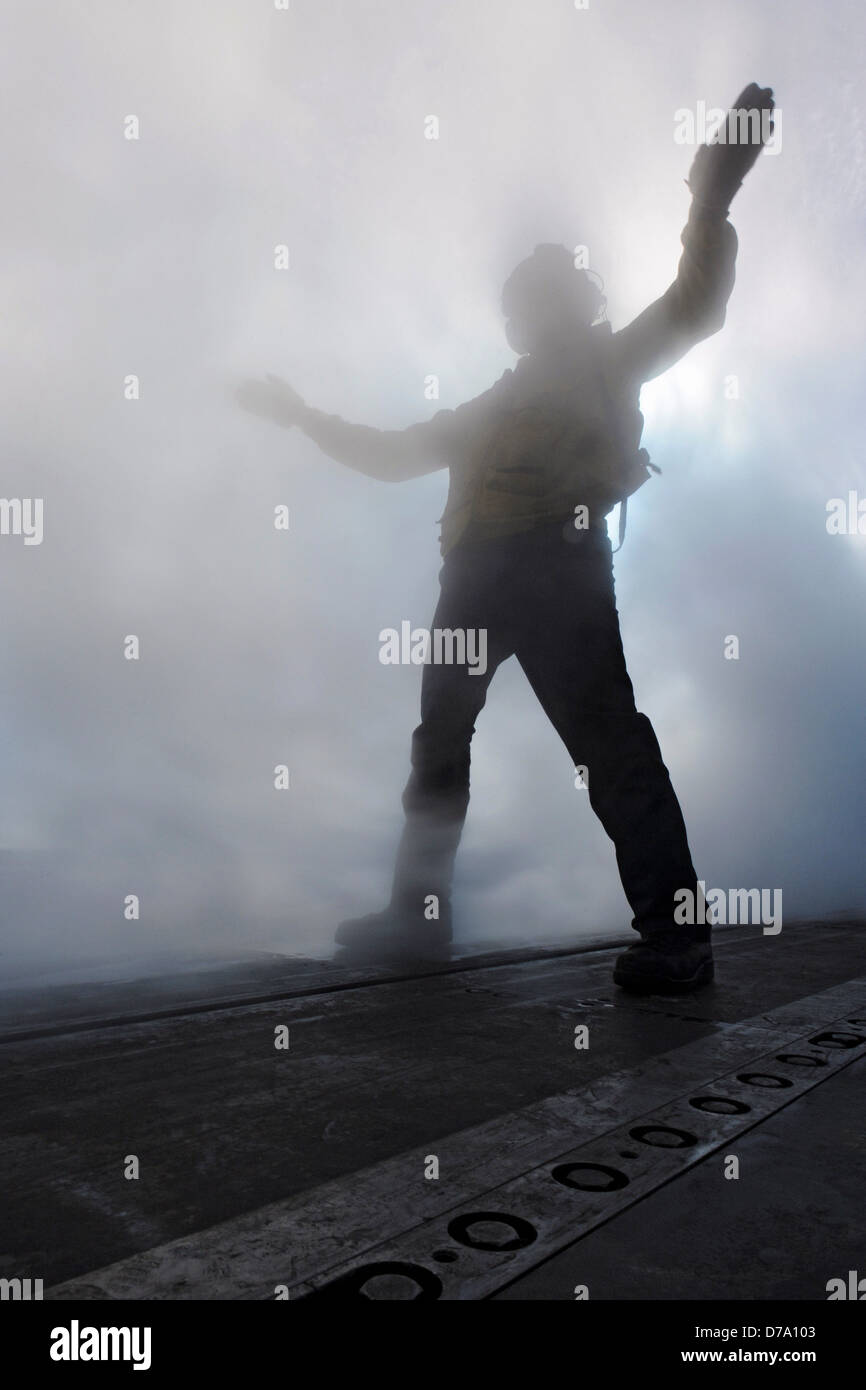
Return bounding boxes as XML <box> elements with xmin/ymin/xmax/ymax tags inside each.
<box><xmin>2</xmin><ymin>0</ymin><xmax>864</xmax><ymax>980</ymax></box>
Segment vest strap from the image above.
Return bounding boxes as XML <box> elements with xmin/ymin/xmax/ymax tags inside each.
<box><xmin>612</xmin><ymin>496</ymin><xmax>628</xmax><ymax>553</ymax></box>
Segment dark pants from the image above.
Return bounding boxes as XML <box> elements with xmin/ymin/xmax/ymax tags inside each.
<box><xmin>390</xmin><ymin>517</ymin><xmax>705</xmax><ymax>940</ymax></box>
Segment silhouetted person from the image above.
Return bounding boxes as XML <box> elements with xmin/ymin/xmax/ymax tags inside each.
<box><xmin>239</xmin><ymin>84</ymin><xmax>775</xmax><ymax>992</ymax></box>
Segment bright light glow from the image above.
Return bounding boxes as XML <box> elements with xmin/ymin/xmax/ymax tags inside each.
<box><xmin>640</xmin><ymin>358</ymin><xmax>713</xmax><ymax>433</ymax></box>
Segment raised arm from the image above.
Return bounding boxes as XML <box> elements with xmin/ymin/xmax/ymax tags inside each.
<box><xmin>613</xmin><ymin>82</ymin><xmax>774</xmax><ymax>384</ymax></box>
<box><xmin>612</xmin><ymin>206</ymin><xmax>739</xmax><ymax>384</ymax></box>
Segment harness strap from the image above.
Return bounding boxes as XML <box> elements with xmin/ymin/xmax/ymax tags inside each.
<box><xmin>612</xmin><ymin>496</ymin><xmax>628</xmax><ymax>553</ymax></box>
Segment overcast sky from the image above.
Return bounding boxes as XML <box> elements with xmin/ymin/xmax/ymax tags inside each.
<box><xmin>1</xmin><ymin>0</ymin><xmax>864</xmax><ymax>980</ymax></box>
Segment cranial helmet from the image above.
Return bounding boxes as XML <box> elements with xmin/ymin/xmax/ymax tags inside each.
<box><xmin>502</xmin><ymin>244</ymin><xmax>606</xmax><ymax>353</ymax></box>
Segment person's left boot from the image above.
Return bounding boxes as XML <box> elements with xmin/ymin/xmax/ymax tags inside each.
<box><xmin>613</xmin><ymin>931</ymin><xmax>714</xmax><ymax>995</ymax></box>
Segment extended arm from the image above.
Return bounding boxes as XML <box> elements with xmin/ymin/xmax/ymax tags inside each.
<box><xmin>297</xmin><ymin>402</ymin><xmax>458</xmax><ymax>482</ymax></box>
<box><xmin>236</xmin><ymin>374</ymin><xmax>458</xmax><ymax>482</ymax></box>
<box><xmin>238</xmin><ymin>370</ymin><xmax>512</xmax><ymax>481</ymax></box>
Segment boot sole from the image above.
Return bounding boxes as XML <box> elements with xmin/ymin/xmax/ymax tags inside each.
<box><xmin>613</xmin><ymin>959</ymin><xmax>714</xmax><ymax>995</ymax></box>
<box><xmin>333</xmin><ymin>938</ymin><xmax>452</xmax><ymax>966</ymax></box>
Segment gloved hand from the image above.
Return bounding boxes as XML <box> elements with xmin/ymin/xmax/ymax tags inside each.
<box><xmin>236</xmin><ymin>373</ymin><xmax>308</xmax><ymax>428</ymax></box>
<box><xmin>687</xmin><ymin>83</ymin><xmax>775</xmax><ymax>215</ymax></box>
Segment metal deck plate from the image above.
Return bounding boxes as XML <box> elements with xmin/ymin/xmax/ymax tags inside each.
<box><xmin>46</xmin><ymin>978</ymin><xmax>866</xmax><ymax>1301</ymax></box>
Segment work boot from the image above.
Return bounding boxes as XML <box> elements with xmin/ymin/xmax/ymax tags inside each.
<box><xmin>613</xmin><ymin>930</ymin><xmax>714</xmax><ymax>995</ymax></box>
<box><xmin>334</xmin><ymin>903</ymin><xmax>452</xmax><ymax>964</ymax></box>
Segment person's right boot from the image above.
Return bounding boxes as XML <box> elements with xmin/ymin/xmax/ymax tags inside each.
<box><xmin>612</xmin><ymin>929</ymin><xmax>714</xmax><ymax>995</ymax></box>
<box><xmin>334</xmin><ymin>899</ymin><xmax>452</xmax><ymax>964</ymax></box>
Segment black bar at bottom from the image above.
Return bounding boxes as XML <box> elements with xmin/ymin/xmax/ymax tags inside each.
<box><xmin>5</xmin><ymin>1298</ymin><xmax>863</xmax><ymax>1375</ymax></box>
